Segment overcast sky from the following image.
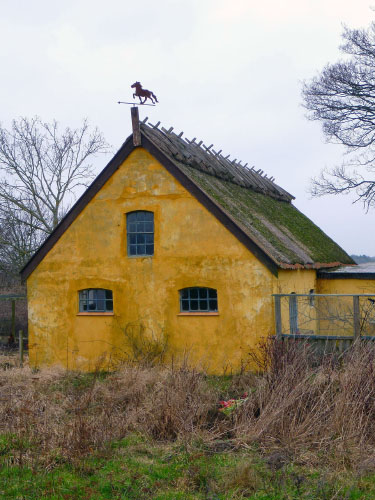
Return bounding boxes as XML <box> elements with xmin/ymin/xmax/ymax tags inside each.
<box><xmin>1</xmin><ymin>0</ymin><xmax>375</xmax><ymax>255</ymax></box>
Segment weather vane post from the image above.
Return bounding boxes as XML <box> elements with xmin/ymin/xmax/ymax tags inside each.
<box><xmin>118</xmin><ymin>82</ymin><xmax>159</xmax><ymax>146</ymax></box>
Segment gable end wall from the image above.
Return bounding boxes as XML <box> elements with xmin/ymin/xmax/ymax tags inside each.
<box><xmin>27</xmin><ymin>148</ymin><xmax>285</xmax><ymax>372</ymax></box>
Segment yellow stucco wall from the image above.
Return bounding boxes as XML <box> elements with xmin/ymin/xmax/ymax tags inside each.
<box><xmin>273</xmin><ymin>270</ymin><xmax>317</xmax><ymax>334</ymax></box>
<box><xmin>316</xmin><ymin>278</ymin><xmax>375</xmax><ymax>336</ymax></box>
<box><xmin>29</xmin><ymin>145</ymin><xmax>375</xmax><ymax>370</ymax></box>
<box><xmin>27</xmin><ymin>147</ymin><xmax>292</xmax><ymax>373</ymax></box>
<box><xmin>317</xmin><ymin>278</ymin><xmax>375</xmax><ymax>295</ymax></box>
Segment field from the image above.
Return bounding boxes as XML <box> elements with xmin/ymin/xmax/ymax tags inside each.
<box><xmin>2</xmin><ymin>340</ymin><xmax>375</xmax><ymax>499</ymax></box>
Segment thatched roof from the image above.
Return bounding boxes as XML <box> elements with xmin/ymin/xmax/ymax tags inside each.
<box><xmin>141</xmin><ymin>121</ymin><xmax>354</xmax><ymax>270</ymax></box>
<box><xmin>141</xmin><ymin>123</ymin><xmax>293</xmax><ymax>202</ymax></box>
<box><xmin>20</xmin><ymin>112</ymin><xmax>355</xmax><ymax>280</ymax></box>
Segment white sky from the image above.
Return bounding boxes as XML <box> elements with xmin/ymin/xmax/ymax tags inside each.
<box><xmin>1</xmin><ymin>0</ymin><xmax>375</xmax><ymax>255</ymax></box>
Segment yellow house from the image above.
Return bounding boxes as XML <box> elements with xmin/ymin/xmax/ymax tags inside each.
<box><xmin>20</xmin><ymin>108</ymin><xmax>375</xmax><ymax>372</ymax></box>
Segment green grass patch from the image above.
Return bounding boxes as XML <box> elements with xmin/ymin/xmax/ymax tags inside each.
<box><xmin>1</xmin><ymin>434</ymin><xmax>375</xmax><ymax>499</ymax></box>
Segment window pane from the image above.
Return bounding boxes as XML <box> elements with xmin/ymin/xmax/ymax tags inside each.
<box><xmin>181</xmin><ymin>299</ymin><xmax>190</xmax><ymax>311</ymax></box>
<box><xmin>209</xmin><ymin>299</ymin><xmax>218</xmax><ymax>311</ymax></box>
<box><xmin>199</xmin><ymin>288</ymin><xmax>208</xmax><ymax>298</ymax></box>
<box><xmin>137</xmin><ymin>245</ymin><xmax>146</xmax><ymax>255</ymax></box>
<box><xmin>128</xmin><ymin>222</ymin><xmax>137</xmax><ymax>232</ymax></box>
<box><xmin>181</xmin><ymin>289</ymin><xmax>189</xmax><ymax>299</ymax></box>
<box><xmin>208</xmin><ymin>289</ymin><xmax>217</xmax><ymax>298</ymax></box>
<box><xmin>105</xmin><ymin>290</ymin><xmax>113</xmax><ymax>299</ymax></box>
<box><xmin>106</xmin><ymin>300</ymin><xmax>113</xmax><ymax>311</ymax></box>
<box><xmin>129</xmin><ymin>234</ymin><xmax>137</xmax><ymax>245</ymax></box>
<box><xmin>146</xmin><ymin>245</ymin><xmax>154</xmax><ymax>255</ymax></box>
<box><xmin>145</xmin><ymin>222</ymin><xmax>153</xmax><ymax>232</ymax></box>
<box><xmin>127</xmin><ymin>213</ymin><xmax>137</xmax><ymax>223</ymax></box>
<box><xmin>199</xmin><ymin>300</ymin><xmax>208</xmax><ymax>310</ymax></box>
<box><xmin>136</xmin><ymin>222</ymin><xmax>145</xmax><ymax>232</ymax></box>
<box><xmin>129</xmin><ymin>245</ymin><xmax>137</xmax><ymax>255</ymax></box>
<box><xmin>145</xmin><ymin>233</ymin><xmax>153</xmax><ymax>243</ymax></box>
<box><xmin>137</xmin><ymin>234</ymin><xmax>145</xmax><ymax>244</ymax></box>
<box><xmin>190</xmin><ymin>300</ymin><xmax>199</xmax><ymax>311</ymax></box>
<box><xmin>190</xmin><ymin>289</ymin><xmax>198</xmax><ymax>299</ymax></box>
<box><xmin>88</xmin><ymin>301</ymin><xmax>96</xmax><ymax>310</ymax></box>
<box><xmin>144</xmin><ymin>212</ymin><xmax>153</xmax><ymax>221</ymax></box>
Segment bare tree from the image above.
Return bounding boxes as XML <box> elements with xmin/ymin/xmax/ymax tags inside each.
<box><xmin>302</xmin><ymin>23</ymin><xmax>375</xmax><ymax>209</ymax></box>
<box><xmin>0</xmin><ymin>117</ymin><xmax>109</xmax><ymax>274</ymax></box>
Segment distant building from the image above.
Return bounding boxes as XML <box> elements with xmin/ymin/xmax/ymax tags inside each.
<box><xmin>21</xmin><ymin>109</ymin><xmax>375</xmax><ymax>371</ymax></box>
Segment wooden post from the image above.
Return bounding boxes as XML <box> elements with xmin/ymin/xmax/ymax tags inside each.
<box><xmin>353</xmin><ymin>295</ymin><xmax>360</xmax><ymax>339</ymax></box>
<box><xmin>131</xmin><ymin>107</ymin><xmax>141</xmax><ymax>146</ymax></box>
<box><xmin>289</xmin><ymin>293</ymin><xmax>298</xmax><ymax>334</ymax></box>
<box><xmin>274</xmin><ymin>295</ymin><xmax>282</xmax><ymax>338</ymax></box>
<box><xmin>11</xmin><ymin>300</ymin><xmax>15</xmax><ymax>342</ymax></box>
<box><xmin>19</xmin><ymin>330</ymin><xmax>24</xmax><ymax>368</ymax></box>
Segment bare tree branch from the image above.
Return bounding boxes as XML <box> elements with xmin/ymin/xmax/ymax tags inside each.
<box><xmin>0</xmin><ymin>117</ymin><xmax>109</xmax><ymax>274</ymax></box>
<box><xmin>302</xmin><ymin>22</ymin><xmax>375</xmax><ymax>210</ymax></box>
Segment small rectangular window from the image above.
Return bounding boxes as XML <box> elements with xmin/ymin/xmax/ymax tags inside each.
<box><xmin>179</xmin><ymin>287</ymin><xmax>218</xmax><ymax>312</ymax></box>
<box><xmin>127</xmin><ymin>211</ymin><xmax>154</xmax><ymax>257</ymax></box>
<box><xmin>79</xmin><ymin>289</ymin><xmax>113</xmax><ymax>313</ymax></box>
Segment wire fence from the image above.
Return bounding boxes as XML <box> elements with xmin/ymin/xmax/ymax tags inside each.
<box><xmin>273</xmin><ymin>294</ymin><xmax>375</xmax><ymax>339</ymax></box>
<box><xmin>0</xmin><ymin>295</ymin><xmax>27</xmax><ymax>350</ymax></box>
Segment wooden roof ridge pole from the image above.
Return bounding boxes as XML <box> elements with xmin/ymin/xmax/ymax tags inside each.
<box><xmin>131</xmin><ymin>107</ymin><xmax>141</xmax><ymax>146</ymax></box>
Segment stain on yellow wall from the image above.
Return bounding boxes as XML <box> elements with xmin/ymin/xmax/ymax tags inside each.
<box><xmin>317</xmin><ymin>278</ymin><xmax>375</xmax><ymax>295</ymax></box>
<box><xmin>27</xmin><ymin>148</ymin><xmax>280</xmax><ymax>373</ymax></box>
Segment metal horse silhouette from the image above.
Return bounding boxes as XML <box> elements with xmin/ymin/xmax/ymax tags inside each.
<box><xmin>131</xmin><ymin>82</ymin><xmax>158</xmax><ymax>105</ymax></box>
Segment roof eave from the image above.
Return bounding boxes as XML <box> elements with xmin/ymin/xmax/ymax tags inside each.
<box><xmin>278</xmin><ymin>261</ymin><xmax>356</xmax><ymax>270</ymax></box>
<box><xmin>20</xmin><ymin>135</ymin><xmax>136</xmax><ymax>281</ymax></box>
<box><xmin>21</xmin><ymin>129</ymin><xmax>346</xmax><ymax>282</ymax></box>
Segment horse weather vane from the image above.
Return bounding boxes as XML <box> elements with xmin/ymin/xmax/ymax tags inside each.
<box><xmin>118</xmin><ymin>81</ymin><xmax>159</xmax><ymax>107</ymax></box>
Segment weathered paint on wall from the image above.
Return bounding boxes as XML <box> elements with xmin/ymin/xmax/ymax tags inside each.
<box><xmin>27</xmin><ymin>148</ymin><xmax>281</xmax><ymax>373</ymax></box>
<box><xmin>274</xmin><ymin>270</ymin><xmax>318</xmax><ymax>334</ymax></box>
<box><xmin>276</xmin><ymin>269</ymin><xmax>317</xmax><ymax>294</ymax></box>
<box><xmin>28</xmin><ymin>146</ymin><xmax>373</xmax><ymax>372</ymax></box>
<box><xmin>316</xmin><ymin>279</ymin><xmax>375</xmax><ymax>337</ymax></box>
<box><xmin>317</xmin><ymin>278</ymin><xmax>375</xmax><ymax>295</ymax></box>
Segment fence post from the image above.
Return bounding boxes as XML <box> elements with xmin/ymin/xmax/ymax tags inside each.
<box><xmin>274</xmin><ymin>295</ymin><xmax>282</xmax><ymax>338</ymax></box>
<box><xmin>289</xmin><ymin>293</ymin><xmax>298</xmax><ymax>334</ymax></box>
<box><xmin>353</xmin><ymin>295</ymin><xmax>360</xmax><ymax>339</ymax></box>
<box><xmin>11</xmin><ymin>300</ymin><xmax>15</xmax><ymax>342</ymax></box>
<box><xmin>19</xmin><ymin>330</ymin><xmax>24</xmax><ymax>368</ymax></box>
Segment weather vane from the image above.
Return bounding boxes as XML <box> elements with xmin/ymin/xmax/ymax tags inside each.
<box><xmin>118</xmin><ymin>81</ymin><xmax>158</xmax><ymax>107</ymax></box>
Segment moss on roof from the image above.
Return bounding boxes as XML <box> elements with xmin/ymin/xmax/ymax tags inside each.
<box><xmin>141</xmin><ymin>121</ymin><xmax>353</xmax><ymax>267</ymax></box>
<box><xmin>179</xmin><ymin>164</ymin><xmax>354</xmax><ymax>266</ymax></box>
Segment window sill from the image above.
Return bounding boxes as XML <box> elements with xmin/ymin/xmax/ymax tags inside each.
<box><xmin>77</xmin><ymin>312</ymin><xmax>114</xmax><ymax>316</ymax></box>
<box><xmin>177</xmin><ymin>312</ymin><xmax>219</xmax><ymax>316</ymax></box>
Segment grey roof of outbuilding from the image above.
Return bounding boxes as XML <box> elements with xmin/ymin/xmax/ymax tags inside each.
<box><xmin>318</xmin><ymin>263</ymin><xmax>375</xmax><ymax>279</ymax></box>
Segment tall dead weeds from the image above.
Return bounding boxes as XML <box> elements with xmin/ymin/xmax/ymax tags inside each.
<box><xmin>3</xmin><ymin>339</ymin><xmax>375</xmax><ymax>470</ymax></box>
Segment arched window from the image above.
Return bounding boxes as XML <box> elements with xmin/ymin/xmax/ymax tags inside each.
<box><xmin>79</xmin><ymin>289</ymin><xmax>113</xmax><ymax>312</ymax></box>
<box><xmin>127</xmin><ymin>211</ymin><xmax>154</xmax><ymax>256</ymax></box>
<box><xmin>179</xmin><ymin>287</ymin><xmax>218</xmax><ymax>312</ymax></box>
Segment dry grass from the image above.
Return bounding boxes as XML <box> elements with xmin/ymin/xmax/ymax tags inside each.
<box><xmin>2</xmin><ymin>339</ymin><xmax>375</xmax><ymax>472</ymax></box>
<box><xmin>234</xmin><ymin>339</ymin><xmax>375</xmax><ymax>469</ymax></box>
<box><xmin>0</xmin><ymin>357</ymin><xmax>220</xmax><ymax>468</ymax></box>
